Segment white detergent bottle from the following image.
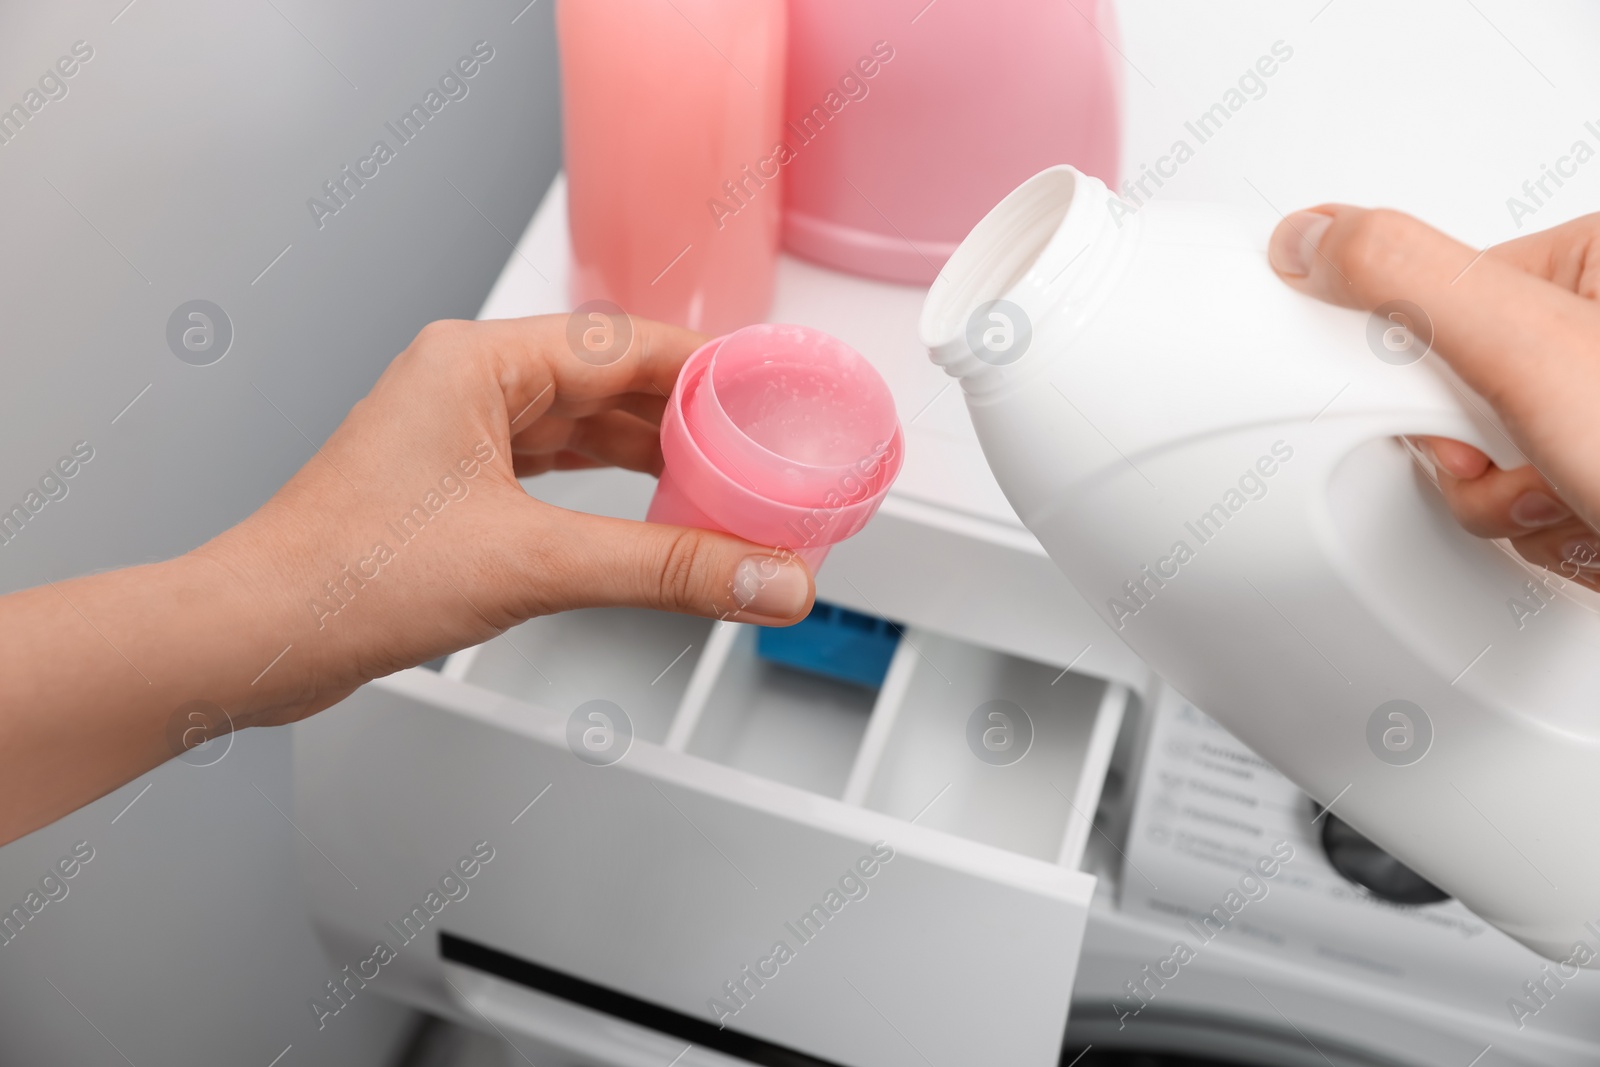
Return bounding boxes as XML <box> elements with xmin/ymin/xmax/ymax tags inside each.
<box><xmin>919</xmin><ymin>165</ymin><xmax>1600</xmax><ymax>963</ymax></box>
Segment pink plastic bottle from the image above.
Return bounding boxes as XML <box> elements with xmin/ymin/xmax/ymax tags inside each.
<box><xmin>647</xmin><ymin>324</ymin><xmax>903</xmax><ymax>570</ymax></box>
<box><xmin>558</xmin><ymin>0</ymin><xmax>786</xmax><ymax>335</ymax></box>
<box><xmin>780</xmin><ymin>0</ymin><xmax>1121</xmax><ymax>285</ymax></box>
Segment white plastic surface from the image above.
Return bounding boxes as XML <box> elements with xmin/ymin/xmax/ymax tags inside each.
<box><xmin>451</xmin><ymin>606</ymin><xmax>713</xmax><ymax>744</ymax></box>
<box><xmin>682</xmin><ymin>623</ymin><xmax>877</xmax><ymax>797</ymax></box>
<box><xmin>295</xmin><ymin>628</ymin><xmax>1129</xmax><ymax>1067</ymax></box>
<box><xmin>921</xmin><ymin>165</ymin><xmax>1600</xmax><ymax>963</ymax></box>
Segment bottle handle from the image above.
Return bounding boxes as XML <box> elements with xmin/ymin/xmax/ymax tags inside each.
<box><xmin>1399</xmin><ymin>407</ymin><xmax>1526</xmax><ymax>472</ymax></box>
<box><xmin>1386</xmin><ymin>358</ymin><xmax>1527</xmax><ymax>472</ymax></box>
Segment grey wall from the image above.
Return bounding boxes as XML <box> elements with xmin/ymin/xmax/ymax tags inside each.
<box><xmin>0</xmin><ymin>0</ymin><xmax>562</xmax><ymax>1063</ymax></box>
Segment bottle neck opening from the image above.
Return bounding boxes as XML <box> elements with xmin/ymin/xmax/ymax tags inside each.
<box><xmin>920</xmin><ymin>165</ymin><xmax>1125</xmax><ymax>394</ymax></box>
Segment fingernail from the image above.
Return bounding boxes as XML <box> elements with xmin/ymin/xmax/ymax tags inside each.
<box><xmin>732</xmin><ymin>555</ymin><xmax>810</xmax><ymax>618</ymax></box>
<box><xmin>1562</xmin><ymin>538</ymin><xmax>1600</xmax><ymax>569</ymax></box>
<box><xmin>1269</xmin><ymin>211</ymin><xmax>1333</xmax><ymax>277</ymax></box>
<box><xmin>1509</xmin><ymin>491</ymin><xmax>1570</xmax><ymax>529</ymax></box>
<box><xmin>1433</xmin><ymin>446</ymin><xmax>1484</xmax><ymax>480</ymax></box>
<box><xmin>1400</xmin><ymin>436</ymin><xmax>1438</xmax><ymax>484</ymax></box>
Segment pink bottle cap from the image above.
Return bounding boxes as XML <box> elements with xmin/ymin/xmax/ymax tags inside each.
<box><xmin>647</xmin><ymin>323</ymin><xmax>904</xmax><ymax>571</ymax></box>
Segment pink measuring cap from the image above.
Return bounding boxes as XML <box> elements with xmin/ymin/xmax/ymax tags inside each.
<box><xmin>647</xmin><ymin>323</ymin><xmax>904</xmax><ymax>570</ymax></box>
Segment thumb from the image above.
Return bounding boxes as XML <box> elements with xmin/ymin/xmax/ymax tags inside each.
<box><xmin>1265</xmin><ymin>205</ymin><xmax>1484</xmax><ymax>314</ymax></box>
<box><xmin>529</xmin><ymin>509</ymin><xmax>815</xmax><ymax>624</ymax></box>
<box><xmin>1266</xmin><ymin>205</ymin><xmax>1600</xmax><ymax>451</ymax></box>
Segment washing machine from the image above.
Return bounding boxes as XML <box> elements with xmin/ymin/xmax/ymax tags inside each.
<box><xmin>292</xmin><ymin>176</ymin><xmax>1600</xmax><ymax>1067</ymax></box>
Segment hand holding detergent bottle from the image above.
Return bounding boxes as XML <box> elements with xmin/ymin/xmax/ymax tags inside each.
<box><xmin>921</xmin><ymin>165</ymin><xmax>1600</xmax><ymax>963</ymax></box>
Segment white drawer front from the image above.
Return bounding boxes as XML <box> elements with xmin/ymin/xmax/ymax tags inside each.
<box><xmin>295</xmin><ymin>613</ymin><xmax>1128</xmax><ymax>1067</ymax></box>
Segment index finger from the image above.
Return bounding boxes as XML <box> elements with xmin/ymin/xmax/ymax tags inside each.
<box><xmin>480</xmin><ymin>313</ymin><xmax>709</xmax><ymax>435</ymax></box>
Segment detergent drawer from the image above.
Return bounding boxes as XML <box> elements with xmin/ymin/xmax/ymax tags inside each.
<box><xmin>294</xmin><ymin>609</ymin><xmax>1128</xmax><ymax>1067</ymax></box>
